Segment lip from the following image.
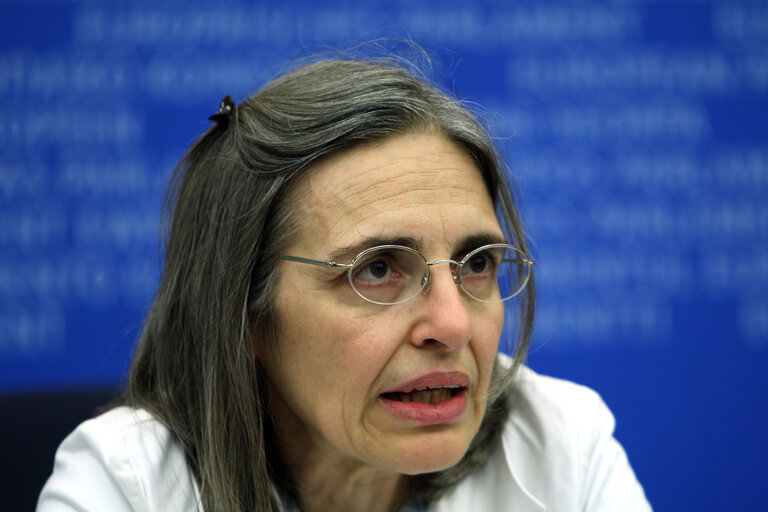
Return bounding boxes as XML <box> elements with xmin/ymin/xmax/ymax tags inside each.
<box><xmin>379</xmin><ymin>371</ymin><xmax>470</xmax><ymax>425</ymax></box>
<box><xmin>382</xmin><ymin>371</ymin><xmax>470</xmax><ymax>394</ymax></box>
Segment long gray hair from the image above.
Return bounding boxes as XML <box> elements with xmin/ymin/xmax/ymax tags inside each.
<box><xmin>125</xmin><ymin>55</ymin><xmax>535</xmax><ymax>511</ymax></box>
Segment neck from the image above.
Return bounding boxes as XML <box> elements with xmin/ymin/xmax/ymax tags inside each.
<box><xmin>295</xmin><ymin>458</ymin><xmax>409</xmax><ymax>512</ymax></box>
<box><xmin>267</xmin><ymin>390</ymin><xmax>409</xmax><ymax>512</ymax></box>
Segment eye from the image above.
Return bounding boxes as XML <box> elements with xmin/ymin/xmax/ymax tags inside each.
<box><xmin>465</xmin><ymin>252</ymin><xmax>492</xmax><ymax>275</ymax></box>
<box><xmin>352</xmin><ymin>249</ymin><xmax>407</xmax><ymax>286</ymax></box>
<box><xmin>357</xmin><ymin>258</ymin><xmax>392</xmax><ymax>282</ymax></box>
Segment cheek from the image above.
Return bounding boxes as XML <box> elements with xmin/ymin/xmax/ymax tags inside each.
<box><xmin>473</xmin><ymin>304</ymin><xmax>505</xmax><ymax>378</ymax></box>
<box><xmin>268</xmin><ymin>306</ymin><xmax>407</xmax><ymax>453</ymax></box>
<box><xmin>272</xmin><ymin>295</ymin><xmax>397</xmax><ymax>409</ymax></box>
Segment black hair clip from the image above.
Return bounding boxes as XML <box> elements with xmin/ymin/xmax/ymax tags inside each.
<box><xmin>209</xmin><ymin>95</ymin><xmax>235</xmax><ymax>127</ymax></box>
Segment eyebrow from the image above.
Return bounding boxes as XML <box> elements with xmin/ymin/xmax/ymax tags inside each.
<box><xmin>329</xmin><ymin>236</ymin><xmax>422</xmax><ymax>263</ymax></box>
<box><xmin>328</xmin><ymin>232</ymin><xmax>507</xmax><ymax>263</ymax></box>
<box><xmin>454</xmin><ymin>233</ymin><xmax>508</xmax><ymax>255</ymax></box>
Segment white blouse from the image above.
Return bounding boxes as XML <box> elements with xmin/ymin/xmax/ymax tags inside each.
<box><xmin>37</xmin><ymin>366</ymin><xmax>652</xmax><ymax>511</ymax></box>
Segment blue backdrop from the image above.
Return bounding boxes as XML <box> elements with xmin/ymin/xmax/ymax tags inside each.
<box><xmin>2</xmin><ymin>1</ymin><xmax>767</xmax><ymax>510</ymax></box>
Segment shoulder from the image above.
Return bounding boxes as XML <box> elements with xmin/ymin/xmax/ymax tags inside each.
<box><xmin>499</xmin><ymin>353</ymin><xmax>606</xmax><ymax>423</ymax></box>
<box><xmin>498</xmin><ymin>355</ymin><xmax>617</xmax><ymax>475</ymax></box>
<box><xmin>433</xmin><ymin>359</ymin><xmax>652</xmax><ymax>512</ymax></box>
<box><xmin>37</xmin><ymin>406</ymin><xmax>201</xmax><ymax>512</ymax></box>
<box><xmin>511</xmin><ymin>365</ymin><xmax>611</xmax><ymax>451</ymax></box>
<box><xmin>506</xmin><ymin>365</ymin><xmax>652</xmax><ymax>511</ymax></box>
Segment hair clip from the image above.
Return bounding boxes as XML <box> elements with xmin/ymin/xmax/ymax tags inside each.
<box><xmin>209</xmin><ymin>95</ymin><xmax>235</xmax><ymax>127</ymax></box>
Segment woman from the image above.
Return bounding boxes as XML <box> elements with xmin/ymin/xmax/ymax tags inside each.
<box><xmin>38</xmin><ymin>56</ymin><xmax>651</xmax><ymax>511</ymax></box>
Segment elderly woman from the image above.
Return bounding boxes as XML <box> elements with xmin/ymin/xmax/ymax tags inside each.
<box><xmin>38</xmin><ymin>56</ymin><xmax>651</xmax><ymax>511</ymax></box>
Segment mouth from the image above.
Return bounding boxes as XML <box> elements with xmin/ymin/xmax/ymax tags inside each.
<box><xmin>378</xmin><ymin>371</ymin><xmax>470</xmax><ymax>425</ymax></box>
<box><xmin>381</xmin><ymin>386</ymin><xmax>464</xmax><ymax>405</ymax></box>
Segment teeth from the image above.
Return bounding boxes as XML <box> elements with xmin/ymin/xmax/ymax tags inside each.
<box><xmin>390</xmin><ymin>387</ymin><xmax>456</xmax><ymax>404</ymax></box>
<box><xmin>412</xmin><ymin>385</ymin><xmax>459</xmax><ymax>392</ymax></box>
<box><xmin>412</xmin><ymin>390</ymin><xmax>432</xmax><ymax>403</ymax></box>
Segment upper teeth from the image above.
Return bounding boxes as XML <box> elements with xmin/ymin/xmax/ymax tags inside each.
<box><xmin>412</xmin><ymin>385</ymin><xmax>460</xmax><ymax>391</ymax></box>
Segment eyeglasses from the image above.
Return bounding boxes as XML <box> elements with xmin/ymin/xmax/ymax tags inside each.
<box><xmin>281</xmin><ymin>244</ymin><xmax>534</xmax><ymax>306</ymax></box>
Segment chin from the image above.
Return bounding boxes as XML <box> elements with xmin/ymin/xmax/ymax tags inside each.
<box><xmin>399</xmin><ymin>451</ymin><xmax>468</xmax><ymax>476</ymax></box>
<box><xmin>390</xmin><ymin>431</ymin><xmax>474</xmax><ymax>475</ymax></box>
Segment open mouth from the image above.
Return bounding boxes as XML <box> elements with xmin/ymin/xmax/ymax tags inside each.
<box><xmin>381</xmin><ymin>386</ymin><xmax>464</xmax><ymax>405</ymax></box>
<box><xmin>379</xmin><ymin>371</ymin><xmax>470</xmax><ymax>423</ymax></box>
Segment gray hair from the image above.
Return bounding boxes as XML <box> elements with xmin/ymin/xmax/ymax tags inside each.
<box><xmin>125</xmin><ymin>56</ymin><xmax>535</xmax><ymax>512</ymax></box>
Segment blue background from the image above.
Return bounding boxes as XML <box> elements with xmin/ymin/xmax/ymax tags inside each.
<box><xmin>2</xmin><ymin>1</ymin><xmax>767</xmax><ymax>510</ymax></box>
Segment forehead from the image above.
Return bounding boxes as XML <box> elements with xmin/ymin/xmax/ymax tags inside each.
<box><xmin>288</xmin><ymin>132</ymin><xmax>502</xmax><ymax>253</ymax></box>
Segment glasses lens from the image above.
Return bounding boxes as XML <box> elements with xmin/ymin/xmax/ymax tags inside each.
<box><xmin>349</xmin><ymin>247</ymin><xmax>427</xmax><ymax>305</ymax></box>
<box><xmin>460</xmin><ymin>246</ymin><xmax>530</xmax><ymax>302</ymax></box>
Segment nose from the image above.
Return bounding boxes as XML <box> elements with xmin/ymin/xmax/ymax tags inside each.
<box><xmin>409</xmin><ymin>263</ymin><xmax>473</xmax><ymax>351</ymax></box>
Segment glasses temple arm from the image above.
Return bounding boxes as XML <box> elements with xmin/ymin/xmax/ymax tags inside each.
<box><xmin>280</xmin><ymin>255</ymin><xmax>350</xmax><ymax>268</ymax></box>
<box><xmin>502</xmin><ymin>258</ymin><xmax>536</xmax><ymax>265</ymax></box>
